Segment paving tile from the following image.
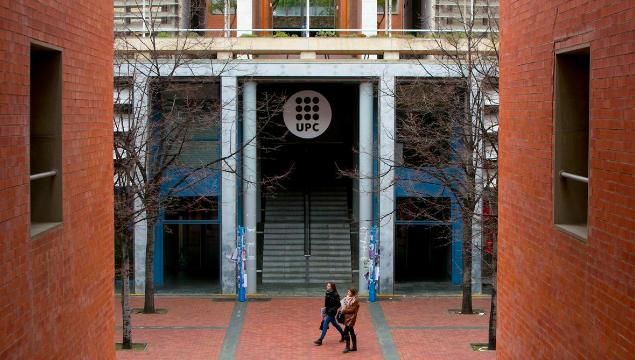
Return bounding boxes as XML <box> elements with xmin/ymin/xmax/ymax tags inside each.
<box><xmin>113</xmin><ymin>295</ymin><xmax>497</xmax><ymax>359</ymax></box>
<box><xmin>236</xmin><ymin>298</ymin><xmax>384</xmax><ymax>360</ymax></box>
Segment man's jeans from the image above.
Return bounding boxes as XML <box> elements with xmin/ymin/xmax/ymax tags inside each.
<box><xmin>319</xmin><ymin>315</ymin><xmax>344</xmax><ymax>340</ymax></box>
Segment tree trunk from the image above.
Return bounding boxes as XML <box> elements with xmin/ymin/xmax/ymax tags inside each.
<box><xmin>143</xmin><ymin>215</ymin><xmax>156</xmax><ymax>314</ymax></box>
<box><xmin>488</xmin><ymin>231</ymin><xmax>497</xmax><ymax>350</ymax></box>
<box><xmin>461</xmin><ymin>214</ymin><xmax>473</xmax><ymax>314</ymax></box>
<box><xmin>121</xmin><ymin>228</ymin><xmax>133</xmax><ymax>349</ymax></box>
<box><xmin>488</xmin><ymin>275</ymin><xmax>497</xmax><ymax>349</ymax></box>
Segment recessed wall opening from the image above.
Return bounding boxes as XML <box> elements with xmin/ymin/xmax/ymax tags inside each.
<box><xmin>30</xmin><ymin>43</ymin><xmax>62</xmax><ymax>236</ymax></box>
<box><xmin>554</xmin><ymin>47</ymin><xmax>590</xmax><ymax>240</ymax></box>
<box><xmin>163</xmin><ymin>223</ymin><xmax>220</xmax><ymax>291</ymax></box>
<box><xmin>257</xmin><ymin>82</ymin><xmax>357</xmax><ymax>289</ymax></box>
<box><xmin>395</xmin><ymin>196</ymin><xmax>453</xmax><ymax>288</ymax></box>
<box><xmin>152</xmin><ymin>80</ymin><xmax>222</xmax><ymax>291</ymax></box>
<box><xmin>162</xmin><ymin>196</ymin><xmax>220</xmax><ymax>292</ymax></box>
<box><xmin>395</xmin><ymin>224</ymin><xmax>452</xmax><ymax>282</ymax></box>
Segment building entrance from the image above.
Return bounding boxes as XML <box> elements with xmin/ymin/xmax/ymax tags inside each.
<box><xmin>162</xmin><ymin>223</ymin><xmax>221</xmax><ymax>292</ymax></box>
<box><xmin>258</xmin><ymin>82</ymin><xmax>357</xmax><ymax>288</ymax></box>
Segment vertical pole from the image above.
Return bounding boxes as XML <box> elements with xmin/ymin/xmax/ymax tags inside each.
<box><xmin>305</xmin><ymin>0</ymin><xmax>311</xmax><ymax>37</ymax></box>
<box><xmin>359</xmin><ymin>82</ymin><xmax>374</xmax><ymax>296</ymax></box>
<box><xmin>378</xmin><ymin>75</ymin><xmax>396</xmax><ymax>295</ymax></box>
<box><xmin>384</xmin><ymin>0</ymin><xmax>388</xmax><ymax>35</ymax></box>
<box><xmin>224</xmin><ymin>0</ymin><xmax>230</xmax><ymax>37</ymax></box>
<box><xmin>368</xmin><ymin>227</ymin><xmax>378</xmax><ymax>302</ymax></box>
<box><xmin>388</xmin><ymin>0</ymin><xmax>393</xmax><ymax>37</ymax></box>
<box><xmin>237</xmin><ymin>226</ymin><xmax>247</xmax><ymax>302</ymax></box>
<box><xmin>243</xmin><ymin>81</ymin><xmax>258</xmax><ymax>294</ymax></box>
<box><xmin>221</xmin><ymin>76</ymin><xmax>238</xmax><ymax>294</ymax></box>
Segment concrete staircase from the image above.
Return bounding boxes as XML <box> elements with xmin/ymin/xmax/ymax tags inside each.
<box><xmin>262</xmin><ymin>188</ymin><xmax>352</xmax><ymax>284</ymax></box>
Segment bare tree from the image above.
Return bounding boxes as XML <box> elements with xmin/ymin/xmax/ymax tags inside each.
<box><xmin>113</xmin><ymin>4</ymin><xmax>292</xmax><ymax>351</ymax></box>
<box><xmin>394</xmin><ymin>0</ymin><xmax>499</xmax><ymax>348</ymax></box>
<box><xmin>394</xmin><ymin>0</ymin><xmax>499</xmax><ymax>349</ymax></box>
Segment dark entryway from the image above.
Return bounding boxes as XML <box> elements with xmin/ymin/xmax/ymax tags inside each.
<box><xmin>163</xmin><ymin>223</ymin><xmax>221</xmax><ymax>292</ymax></box>
<box><xmin>395</xmin><ymin>224</ymin><xmax>452</xmax><ymax>282</ymax></box>
<box><xmin>257</xmin><ymin>82</ymin><xmax>357</xmax><ymax>287</ymax></box>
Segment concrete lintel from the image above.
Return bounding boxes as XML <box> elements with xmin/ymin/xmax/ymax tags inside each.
<box><xmin>218</xmin><ymin>52</ymin><xmax>233</xmax><ymax>60</ymax></box>
<box><xmin>383</xmin><ymin>51</ymin><xmax>400</xmax><ymax>60</ymax></box>
<box><xmin>300</xmin><ymin>51</ymin><xmax>317</xmax><ymax>59</ymax></box>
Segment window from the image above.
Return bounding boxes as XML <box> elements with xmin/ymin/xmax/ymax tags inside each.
<box><xmin>378</xmin><ymin>0</ymin><xmax>400</xmax><ymax>14</ymax></box>
<box><xmin>272</xmin><ymin>0</ymin><xmax>336</xmax><ymax>32</ymax></box>
<box><xmin>30</xmin><ymin>44</ymin><xmax>62</xmax><ymax>236</ymax></box>
<box><xmin>554</xmin><ymin>47</ymin><xmax>590</xmax><ymax>240</ymax></box>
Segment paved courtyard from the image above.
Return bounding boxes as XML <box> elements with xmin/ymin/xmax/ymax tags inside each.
<box><xmin>115</xmin><ymin>295</ymin><xmax>495</xmax><ymax>359</ymax></box>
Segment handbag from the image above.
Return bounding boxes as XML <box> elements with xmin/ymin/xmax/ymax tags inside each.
<box><xmin>336</xmin><ymin>311</ymin><xmax>345</xmax><ymax>324</ymax></box>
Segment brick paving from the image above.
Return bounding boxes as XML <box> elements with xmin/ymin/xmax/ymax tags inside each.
<box><xmin>236</xmin><ymin>298</ymin><xmax>383</xmax><ymax>360</ymax></box>
<box><xmin>382</xmin><ymin>297</ymin><xmax>495</xmax><ymax>359</ymax></box>
<box><xmin>115</xmin><ymin>295</ymin><xmax>495</xmax><ymax>359</ymax></box>
<box><xmin>114</xmin><ymin>296</ymin><xmax>232</xmax><ymax>360</ymax></box>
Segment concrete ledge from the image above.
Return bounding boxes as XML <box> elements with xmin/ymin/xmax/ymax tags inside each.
<box><xmin>115</xmin><ymin>37</ymin><xmax>497</xmax><ymax>56</ymax></box>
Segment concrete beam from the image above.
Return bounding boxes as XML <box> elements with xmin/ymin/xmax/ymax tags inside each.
<box><xmin>115</xmin><ymin>37</ymin><xmax>498</xmax><ymax>56</ymax></box>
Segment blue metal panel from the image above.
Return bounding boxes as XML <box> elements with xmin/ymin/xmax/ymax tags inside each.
<box><xmin>161</xmin><ymin>168</ymin><xmax>221</xmax><ymax>197</ymax></box>
<box><xmin>394</xmin><ymin>167</ymin><xmax>463</xmax><ymax>284</ymax></box>
<box><xmin>154</xmin><ymin>212</ymin><xmax>165</xmax><ymax>287</ymax></box>
<box><xmin>451</xmin><ymin>200</ymin><xmax>463</xmax><ymax>285</ymax></box>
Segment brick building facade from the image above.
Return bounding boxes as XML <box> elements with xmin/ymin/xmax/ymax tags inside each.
<box><xmin>0</xmin><ymin>1</ymin><xmax>114</xmax><ymax>359</ymax></box>
<box><xmin>499</xmin><ymin>0</ymin><xmax>634</xmax><ymax>358</ymax></box>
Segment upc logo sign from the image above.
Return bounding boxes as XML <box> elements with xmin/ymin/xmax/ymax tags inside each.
<box><xmin>283</xmin><ymin>90</ymin><xmax>332</xmax><ymax>139</ymax></box>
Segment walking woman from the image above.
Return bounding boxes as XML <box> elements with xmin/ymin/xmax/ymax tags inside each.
<box><xmin>314</xmin><ymin>282</ymin><xmax>345</xmax><ymax>345</ymax></box>
<box><xmin>340</xmin><ymin>288</ymin><xmax>360</xmax><ymax>353</ymax></box>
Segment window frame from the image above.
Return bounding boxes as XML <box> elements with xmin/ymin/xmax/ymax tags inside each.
<box><xmin>29</xmin><ymin>41</ymin><xmax>64</xmax><ymax>237</ymax></box>
<box><xmin>553</xmin><ymin>44</ymin><xmax>591</xmax><ymax>241</ymax></box>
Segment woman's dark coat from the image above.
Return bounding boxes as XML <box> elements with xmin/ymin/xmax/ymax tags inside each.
<box><xmin>324</xmin><ymin>290</ymin><xmax>341</xmax><ymax>317</ymax></box>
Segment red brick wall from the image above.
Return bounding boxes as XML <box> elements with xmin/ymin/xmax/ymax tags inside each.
<box><xmin>0</xmin><ymin>1</ymin><xmax>114</xmax><ymax>359</ymax></box>
<box><xmin>499</xmin><ymin>0</ymin><xmax>634</xmax><ymax>358</ymax></box>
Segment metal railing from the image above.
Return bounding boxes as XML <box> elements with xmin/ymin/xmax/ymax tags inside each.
<box><xmin>115</xmin><ymin>27</ymin><xmax>498</xmax><ymax>36</ymax></box>
<box><xmin>303</xmin><ymin>190</ymin><xmax>311</xmax><ymax>257</ymax></box>
<box><xmin>559</xmin><ymin>171</ymin><xmax>588</xmax><ymax>184</ymax></box>
<box><xmin>30</xmin><ymin>170</ymin><xmax>57</xmax><ymax>181</ymax></box>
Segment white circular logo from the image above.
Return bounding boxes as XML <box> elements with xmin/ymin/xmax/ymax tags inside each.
<box><xmin>283</xmin><ymin>90</ymin><xmax>332</xmax><ymax>139</ymax></box>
